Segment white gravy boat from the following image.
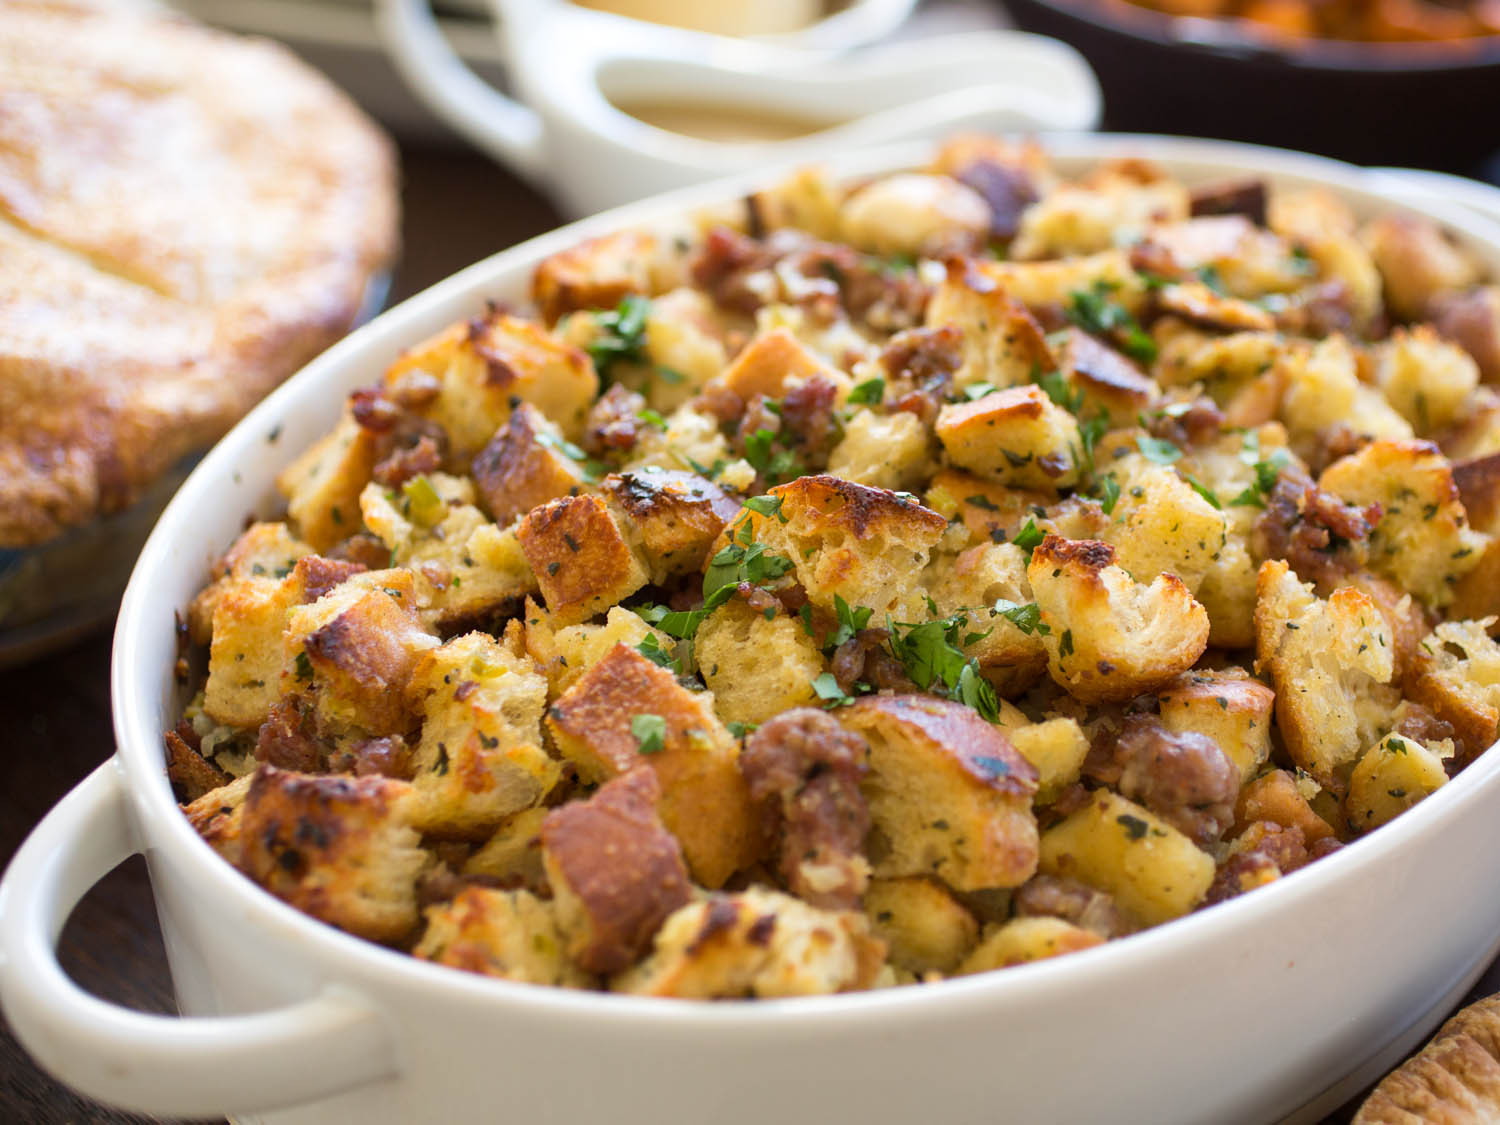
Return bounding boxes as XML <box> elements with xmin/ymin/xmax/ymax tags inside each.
<box><xmin>376</xmin><ymin>0</ymin><xmax>1101</xmax><ymax>215</ymax></box>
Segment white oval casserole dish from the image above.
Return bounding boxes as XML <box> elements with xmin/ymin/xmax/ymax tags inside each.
<box><xmin>5</xmin><ymin>135</ymin><xmax>1500</xmax><ymax>1125</ymax></box>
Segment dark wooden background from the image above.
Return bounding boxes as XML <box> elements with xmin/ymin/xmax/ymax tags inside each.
<box><xmin>3</xmin><ymin>143</ymin><xmax>1499</xmax><ymax>1124</ymax></box>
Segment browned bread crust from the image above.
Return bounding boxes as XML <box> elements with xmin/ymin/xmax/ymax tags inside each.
<box><xmin>0</xmin><ymin>2</ymin><xmax>397</xmax><ymax>546</ymax></box>
<box><xmin>1355</xmin><ymin>994</ymin><xmax>1500</xmax><ymax>1124</ymax></box>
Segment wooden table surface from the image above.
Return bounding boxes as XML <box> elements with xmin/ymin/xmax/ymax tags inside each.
<box><xmin>3</xmin><ymin>143</ymin><xmax>1498</xmax><ymax>1124</ymax></box>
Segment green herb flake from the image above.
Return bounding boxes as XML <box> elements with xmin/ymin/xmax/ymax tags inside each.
<box><xmin>847</xmin><ymin>377</ymin><xmax>885</xmax><ymax>405</ymax></box>
<box><xmin>631</xmin><ymin>713</ymin><xmax>667</xmax><ymax>755</ymax></box>
<box><xmin>1012</xmin><ymin>518</ymin><xmax>1046</xmax><ymax>557</ymax></box>
<box><xmin>294</xmin><ymin>650</ymin><xmax>314</xmax><ymax>681</ymax></box>
<box><xmin>743</xmin><ymin>494</ymin><xmax>787</xmax><ymax>522</ymax></box>
<box><xmin>811</xmin><ymin>672</ymin><xmax>855</xmax><ymax>709</ymax></box>
<box><xmin>1096</xmin><ymin>473</ymin><xmax>1122</xmax><ymax>516</ymax></box>
<box><xmin>1117</xmin><ymin>814</ymin><xmax>1149</xmax><ymax>841</ymax></box>
<box><xmin>1136</xmin><ymin>435</ymin><xmax>1182</xmax><ymax>465</ymax></box>
<box><xmin>1065</xmin><ymin>281</ymin><xmax>1158</xmax><ymax>364</ymax></box>
<box><xmin>587</xmin><ymin>295</ymin><xmax>651</xmax><ymax>377</ymax></box>
<box><xmin>1184</xmin><ymin>475</ymin><xmax>1222</xmax><ymax>509</ymax></box>
<box><xmin>993</xmin><ymin>599</ymin><xmax>1048</xmax><ymax>635</ymax></box>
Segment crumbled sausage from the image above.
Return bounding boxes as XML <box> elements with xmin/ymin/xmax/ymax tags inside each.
<box><xmin>1145</xmin><ymin>398</ymin><xmax>1226</xmax><ymax>449</ymax></box>
<box><xmin>583</xmin><ymin>383</ymin><xmax>648</xmax><ymax>458</ymax></box>
<box><xmin>164</xmin><ymin>728</ymin><xmax>229</xmax><ymax>801</ymax></box>
<box><xmin>881</xmin><ymin>325</ymin><xmax>962</xmax><ymax>423</ymax></box>
<box><xmin>1189</xmin><ymin>178</ymin><xmax>1268</xmax><ymax>226</ymax></box>
<box><xmin>1253</xmin><ymin>474</ymin><xmax>1380</xmax><ymax>587</ymax></box>
<box><xmin>1084</xmin><ymin>714</ymin><xmax>1239</xmax><ymax>845</ymax></box>
<box><xmin>255</xmin><ymin>701</ymin><xmax>323</xmax><ymax>772</ymax></box>
<box><xmin>1013</xmin><ymin>873</ymin><xmax>1133</xmax><ymax>938</ymax></box>
<box><xmin>1202</xmin><ymin>821</ymin><xmax>1310</xmax><ymax>906</ymax></box>
<box><xmin>830</xmin><ymin>627</ymin><xmax>919</xmax><ymax>694</ymax></box>
<box><xmin>372</xmin><ymin>434</ymin><xmax>442</xmax><ymax>488</ymax></box>
<box><xmin>327</xmin><ymin>533</ymin><xmax>394</xmax><ymax>571</ymax></box>
<box><xmin>953</xmin><ymin>160</ymin><xmax>1038</xmax><ymax>241</ymax></box>
<box><xmin>740</xmin><ymin>708</ymin><xmax>872</xmax><ymax>910</ymax></box>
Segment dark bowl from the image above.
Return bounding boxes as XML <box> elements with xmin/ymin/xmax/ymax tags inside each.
<box><xmin>1004</xmin><ymin>0</ymin><xmax>1500</xmax><ymax>171</ymax></box>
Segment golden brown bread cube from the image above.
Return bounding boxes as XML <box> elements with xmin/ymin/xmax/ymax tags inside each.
<box><xmin>1027</xmin><ymin>536</ymin><xmax>1210</xmax><ymax>704</ymax></box>
<box><xmin>545</xmin><ymin>643</ymin><xmax>758</xmax><ymax>888</ymax></box>
<box><xmin>541</xmin><ymin>768</ymin><xmax>692</xmax><ymax>975</ymax></box>
<box><xmin>1353</xmin><ymin>993</ymin><xmax>1500</xmax><ymax>1125</ymax></box>
<box><xmin>922</xmin><ymin>469</ymin><xmax>1052</xmax><ymax>548</ymax></box>
<box><xmin>717</xmin><ymin>327</ymin><xmax>847</xmax><ymax>403</ymax></box>
<box><xmin>935</xmin><ymin>385</ymin><xmax>1083</xmax><ymax>491</ymax></box>
<box><xmin>1156</xmin><ymin>669</ymin><xmax>1275</xmax><ymax>783</ymax></box>
<box><xmin>613</xmin><ymin>887</ymin><xmax>887</xmax><ymax>999</ymax></box>
<box><xmin>522</xmin><ymin>600</ymin><xmax>662</xmax><ymax>698</ymax></box>
<box><xmin>275</xmin><ymin>412</ymin><xmax>379</xmax><ymax>552</ymax></box>
<box><xmin>826</xmin><ymin>410</ymin><xmax>934</xmax><ymax>492</ymax></box>
<box><xmin>841</xmin><ymin>694</ymin><xmax>1039</xmax><ymax>893</ymax></box>
<box><xmin>1407</xmin><ymin>619</ymin><xmax>1500</xmax><ymax>755</ymax></box>
<box><xmin>516</xmin><ymin>494</ymin><xmax>648</xmax><ymax>626</ymax></box>
<box><xmin>1054</xmin><ymin>328</ymin><xmax>1158</xmax><ymax>420</ymax></box>
<box><xmin>470</xmin><ymin>401</ymin><xmax>590</xmax><ymax>525</ymax></box>
<box><xmin>239</xmin><ymin>766</ymin><xmax>429</xmax><ymax>943</ymax></box>
<box><xmin>188</xmin><ymin>521</ymin><xmax>311</xmax><ymax>643</ymax></box>
<box><xmin>1345</xmin><ymin>733</ymin><xmax>1449</xmax><ymax>833</ymax></box>
<box><xmin>404</xmin><ymin>632</ymin><xmax>560</xmax><ymax>838</ymax></box>
<box><xmin>923</xmin><ymin>259</ymin><xmax>1055</xmax><ymax>392</ymax></box>
<box><xmin>747</xmin><ymin>474</ymin><xmax>947</xmax><ymax>618</ymax></box>
<box><xmin>1319</xmin><ymin>439</ymin><xmax>1487</xmax><ymax>609</ymax></box>
<box><xmin>462</xmin><ymin>806</ymin><xmax>549</xmax><ymax>893</ymax></box>
<box><xmin>1003</xmin><ymin>717</ymin><xmax>1091</xmax><ymax>805</ymax></box>
<box><xmin>181</xmin><ymin>773</ymin><xmax>255</xmax><ymax>867</ymax></box>
<box><xmin>1254</xmin><ymin>559</ymin><xmax>1397</xmax><ymax>790</ymax></box>
<box><xmin>283</xmin><ymin>569</ymin><xmax>438</xmax><ymax>738</ymax></box>
<box><xmin>1098</xmin><ymin>453</ymin><xmax>1228</xmax><ymax>598</ymax></box>
<box><xmin>384</xmin><ymin>311</ymin><xmax>597</xmax><ymax>456</ymax></box>
<box><xmin>864</xmin><ymin>876</ymin><xmax>979</xmax><ymax>975</ymax></box>
<box><xmin>1432</xmin><ymin>285</ymin><xmax>1500</xmax><ymax>383</ymax></box>
<box><xmin>602</xmin><ymin>468</ymin><xmax>741</xmax><ymax>584</ymax></box>
<box><xmin>922</xmin><ymin>540</ymin><xmax>1048</xmax><ymax>696</ymax></box>
<box><xmin>1454</xmin><ymin>453</ymin><xmax>1500</xmax><ymax>537</ymax></box>
<box><xmin>957</xmin><ymin>916</ymin><xmax>1104</xmax><ymax>976</ymax></box>
<box><xmin>1360</xmin><ymin>212</ymin><xmax>1480</xmax><ymax>322</ymax></box>
<box><xmin>694</xmin><ymin>599</ymin><xmax>825</xmax><ymax>727</ymax></box>
<box><xmin>839</xmin><ymin>172</ymin><xmax>990</xmax><ymax>257</ymax></box>
<box><xmin>1234</xmin><ymin>769</ymin><xmax>1336</xmax><ymax>845</ymax></box>
<box><xmin>531</xmin><ymin>229</ymin><xmax>656</xmax><ymax>325</ymax></box>
<box><xmin>414</xmin><ymin>886</ymin><xmax>587</xmax><ymax>987</ymax></box>
<box><xmin>1375</xmin><ymin>325</ymin><xmax>1479</xmax><ymax>436</ymax></box>
<box><xmin>1012</xmin><ymin>160</ymin><xmax>1188</xmax><ymax>260</ymax></box>
<box><xmin>1038</xmin><ymin>789</ymin><xmax>1215</xmax><ymax>927</ymax></box>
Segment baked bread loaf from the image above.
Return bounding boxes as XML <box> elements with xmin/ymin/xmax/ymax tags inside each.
<box><xmin>0</xmin><ymin>1</ymin><xmax>397</xmax><ymax>546</ymax></box>
<box><xmin>1355</xmin><ymin>994</ymin><xmax>1500</xmax><ymax>1123</ymax></box>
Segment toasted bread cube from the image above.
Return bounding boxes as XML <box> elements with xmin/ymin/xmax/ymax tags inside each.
<box><xmin>545</xmin><ymin>644</ymin><xmax>758</xmax><ymax>887</ymax></box>
<box><xmin>276</xmin><ymin>412</ymin><xmax>379</xmax><ymax>550</ymax></box>
<box><xmin>1098</xmin><ymin>454</ymin><xmax>1227</xmax><ymax>597</ymax></box>
<box><xmin>923</xmin><ymin>540</ymin><xmax>1047</xmax><ymax>695</ymax></box>
<box><xmin>531</xmin><ymin>229</ymin><xmax>656</xmax><ymax>325</ymax></box>
<box><xmin>1157</xmin><ymin>669</ymin><xmax>1275</xmax><ymax>782</ymax></box>
<box><xmin>695</xmin><ymin>599</ymin><xmax>825</xmax><ymax>726</ymax></box>
<box><xmin>462</xmin><ymin>807</ymin><xmax>550</xmax><ymax>892</ymax></box>
<box><xmin>718</xmin><ymin>327</ymin><xmax>846</xmax><ymax>404</ymax></box>
<box><xmin>516</xmin><ymin>494</ymin><xmax>648</xmax><ymax>626</ymax></box>
<box><xmin>936</xmin><ymin>385</ymin><xmax>1082</xmax><ymax>490</ymax></box>
<box><xmin>840</xmin><ymin>173</ymin><xmax>990</xmax><ymax>256</ymax></box>
<box><xmin>239</xmin><ymin>766</ymin><xmax>428</xmax><ymax>943</ymax></box>
<box><xmin>1005</xmin><ymin>717</ymin><xmax>1090</xmax><ymax>805</ymax></box>
<box><xmin>1376</xmin><ymin>325</ymin><xmax>1480</xmax><ymax>435</ymax></box>
<box><xmin>865</xmin><ymin>876</ymin><xmax>979</xmax><ymax>975</ymax></box>
<box><xmin>470</xmin><ymin>402</ymin><xmax>590</xmax><ymax>525</ymax></box>
<box><xmin>1012</xmin><ymin>162</ymin><xmax>1189</xmax><ymax>260</ymax></box>
<box><xmin>841</xmin><ymin>695</ymin><xmax>1039</xmax><ymax>892</ymax></box>
<box><xmin>748</xmin><ymin>165</ymin><xmax>845</xmax><ymax>241</ymax></box>
<box><xmin>957</xmin><ymin>916</ymin><xmax>1104</xmax><ymax>976</ymax></box>
<box><xmin>1154</xmin><ymin>329</ymin><xmax>1284</xmax><ymax>424</ymax></box>
<box><xmin>414</xmin><ymin>886</ymin><xmax>587</xmax><ymax>987</ymax></box>
<box><xmin>524</xmin><ymin>601</ymin><xmax>663</xmax><ymax>698</ymax></box>
<box><xmin>1039</xmin><ymin>789</ymin><xmax>1215</xmax><ymax>926</ymax></box>
<box><xmin>188</xmin><ymin>521</ymin><xmax>311</xmax><ymax>642</ymax></box>
<box><xmin>1054</xmin><ymin>328</ymin><xmax>1158</xmax><ymax>420</ymax></box>
<box><xmin>1028</xmin><ymin>536</ymin><xmax>1210</xmax><ymax>704</ymax></box>
<box><xmin>1235</xmin><ymin>769</ymin><xmax>1336</xmax><ymax>845</ymax></box>
<box><xmin>1407</xmin><ymin>619</ymin><xmax>1500</xmax><ymax>753</ymax></box>
<box><xmin>404</xmin><ymin>633</ymin><xmax>559</xmax><ymax>838</ymax></box>
<box><xmin>746</xmin><ymin>474</ymin><xmax>947</xmax><ymax>618</ymax></box>
<box><xmin>384</xmin><ymin>311</ymin><xmax>597</xmax><ymax>456</ymax></box>
<box><xmin>603</xmin><ymin>469</ymin><xmax>741</xmax><ymax>584</ymax></box>
<box><xmin>1455</xmin><ymin>453</ymin><xmax>1500</xmax><ymax>536</ymax></box>
<box><xmin>204</xmin><ymin>575</ymin><xmax>303</xmax><ymax>728</ymax></box>
<box><xmin>1360</xmin><ymin>212</ymin><xmax>1479</xmax><ymax>321</ymax></box>
<box><xmin>1439</xmin><ymin>386</ymin><xmax>1500</xmax><ymax>462</ymax></box>
<box><xmin>922</xmin><ymin>469</ymin><xmax>1052</xmax><ymax>548</ymax></box>
<box><xmin>1282</xmin><ymin>335</ymin><xmax>1411</xmax><ymax>457</ymax></box>
<box><xmin>1156</xmin><ymin>280</ymin><xmax>1275</xmax><ymax>333</ymax></box>
<box><xmin>1319</xmin><ymin>439</ymin><xmax>1487</xmax><ymax>608</ymax></box>
<box><xmin>826</xmin><ymin>410</ymin><xmax>935</xmax><ymax>492</ymax></box>
<box><xmin>985</xmin><ymin>249</ymin><xmax>1148</xmax><ymax>320</ymax></box>
<box><xmin>638</xmin><ymin>288</ymin><xmax>729</xmax><ymax>411</ymax></box>
<box><xmin>1137</xmin><ymin>214</ymin><xmax>1307</xmax><ymax>299</ymax></box>
<box><xmin>182</xmin><ymin>773</ymin><xmax>255</xmax><ymax>867</ymax></box>
<box><xmin>283</xmin><ymin>570</ymin><xmax>438</xmax><ymax>738</ymax></box>
<box><xmin>924</xmin><ymin>260</ymin><xmax>1055</xmax><ymax>391</ymax></box>
<box><xmin>541</xmin><ymin>768</ymin><xmax>693</xmax><ymax>974</ymax></box>
<box><xmin>1254</xmin><ymin>559</ymin><xmax>1397</xmax><ymax>790</ymax></box>
<box><xmin>613</xmin><ymin>888</ymin><xmax>886</xmax><ymax>999</ymax></box>
<box><xmin>1345</xmin><ymin>733</ymin><xmax>1449</xmax><ymax>833</ymax></box>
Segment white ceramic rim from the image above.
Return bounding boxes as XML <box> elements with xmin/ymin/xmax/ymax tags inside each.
<box><xmin>112</xmin><ymin>133</ymin><xmax>1500</xmax><ymax>1030</ymax></box>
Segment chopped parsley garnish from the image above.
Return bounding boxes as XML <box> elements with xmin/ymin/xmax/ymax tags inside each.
<box><xmin>828</xmin><ymin>594</ymin><xmax>874</xmax><ymax>649</ymax></box>
<box><xmin>636</xmin><ymin>633</ymin><xmax>678</xmax><ymax>672</ymax></box>
<box><xmin>993</xmin><ymin>599</ymin><xmax>1048</xmax><ymax>635</ymax></box>
<box><xmin>847</xmin><ymin>377</ymin><xmax>885</xmax><ymax>405</ymax></box>
<box><xmin>641</xmin><ymin>533</ymin><xmax>796</xmax><ymax>642</ymax></box>
<box><xmin>1096</xmin><ymin>473</ymin><xmax>1122</xmax><ymax>515</ymax></box>
<box><xmin>886</xmin><ymin>612</ymin><xmax>999</xmax><ymax>722</ymax></box>
<box><xmin>1065</xmin><ymin>280</ymin><xmax>1158</xmax><ymax>364</ymax></box>
<box><xmin>1195</xmin><ymin>264</ymin><xmax>1226</xmax><ymax>294</ymax></box>
<box><xmin>1184</xmin><ymin>474</ymin><xmax>1222</xmax><ymax>509</ymax></box>
<box><xmin>963</xmin><ymin>382</ymin><xmax>997</xmax><ymax>401</ymax></box>
<box><xmin>743</xmin><ymin>494</ymin><xmax>787</xmax><ymax>522</ymax></box>
<box><xmin>294</xmin><ymin>650</ymin><xmax>314</xmax><ymax>681</ymax></box>
<box><xmin>1079</xmin><ymin>414</ymin><xmax>1110</xmax><ymax>473</ymax></box>
<box><xmin>1117</xmin><ymin>814</ymin><xmax>1149</xmax><ymax>840</ymax></box>
<box><xmin>401</xmin><ymin>473</ymin><xmax>444</xmax><ymax>528</ymax></box>
<box><xmin>1035</xmin><ymin>369</ymin><xmax>1082</xmax><ymax>413</ymax></box>
<box><xmin>811</xmin><ymin>672</ymin><xmax>855</xmax><ymax>708</ymax></box>
<box><xmin>1136</xmin><ymin>435</ymin><xmax>1182</xmax><ymax>465</ymax></box>
<box><xmin>1012</xmin><ymin>518</ymin><xmax>1046</xmax><ymax>557</ymax></box>
<box><xmin>587</xmin><ymin>295</ymin><xmax>650</xmax><ymax>377</ymax></box>
<box><xmin>743</xmin><ymin>428</ymin><xmax>803</xmax><ymax>485</ymax></box>
<box><xmin>1059</xmin><ymin>629</ymin><xmax>1075</xmax><ymax>657</ymax></box>
<box><xmin>631</xmin><ymin>713</ymin><xmax>666</xmax><ymax>755</ymax></box>
<box><xmin>1228</xmin><ymin>446</ymin><xmax>1293</xmax><ymax>508</ymax></box>
<box><xmin>635</xmin><ymin>407</ymin><xmax>668</xmax><ymax>429</ymax></box>
<box><xmin>535</xmin><ymin>431</ymin><xmax>603</xmax><ymax>481</ymax></box>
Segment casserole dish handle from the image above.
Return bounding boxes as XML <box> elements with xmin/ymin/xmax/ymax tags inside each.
<box><xmin>0</xmin><ymin>762</ymin><xmax>398</xmax><ymax>1117</ymax></box>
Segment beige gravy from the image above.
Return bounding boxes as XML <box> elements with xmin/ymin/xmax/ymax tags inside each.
<box><xmin>612</xmin><ymin>98</ymin><xmax>837</xmax><ymax>143</ymax></box>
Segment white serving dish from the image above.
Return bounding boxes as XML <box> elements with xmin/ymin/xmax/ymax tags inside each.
<box><xmin>5</xmin><ymin>135</ymin><xmax>1500</xmax><ymax>1125</ymax></box>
